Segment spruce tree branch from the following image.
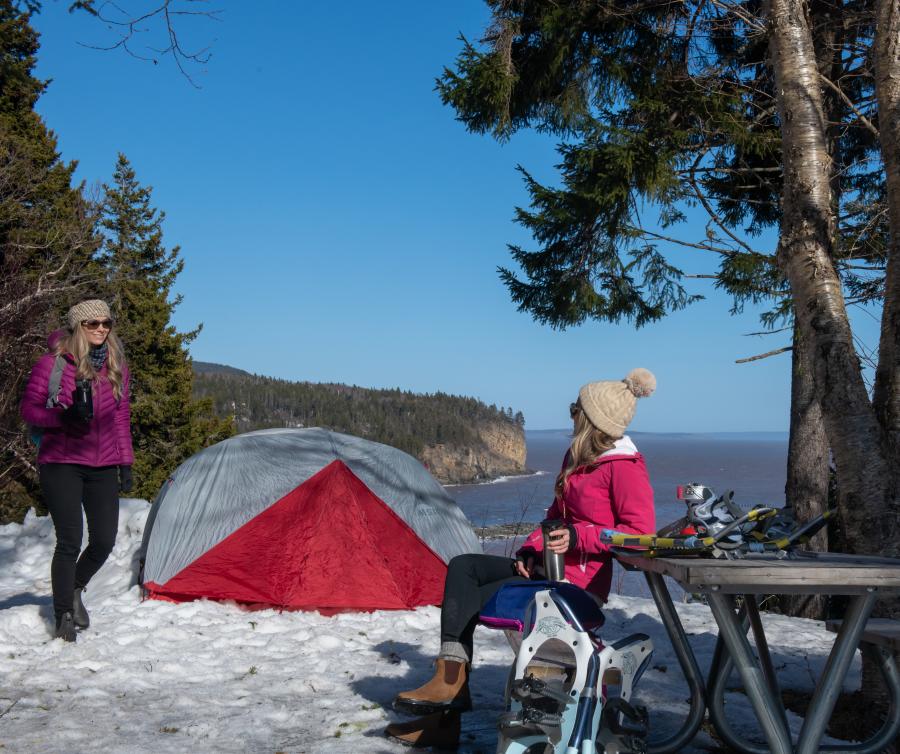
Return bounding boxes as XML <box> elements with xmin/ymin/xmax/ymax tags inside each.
<box><xmin>744</xmin><ymin>326</ymin><xmax>793</xmax><ymax>336</ymax></box>
<box><xmin>818</xmin><ymin>73</ymin><xmax>879</xmax><ymax>138</ymax></box>
<box><xmin>683</xmin><ymin>166</ymin><xmax>783</xmax><ymax>174</ymax></box>
<box><xmin>708</xmin><ymin>0</ymin><xmax>766</xmax><ymax>32</ymax></box>
<box><xmin>687</xmin><ymin>152</ymin><xmax>759</xmax><ymax>255</ymax></box>
<box><xmin>683</xmin><ymin>0</ymin><xmax>706</xmax><ymax>65</ymax></box>
<box><xmin>851</xmin><ymin>332</ymin><xmax>877</xmax><ymax>387</ymax></box>
<box><xmin>716</xmin><ymin>196</ymin><xmax>779</xmax><ymax>207</ymax></box>
<box><xmin>735</xmin><ymin>346</ymin><xmax>792</xmax><ymax>363</ymax></box>
<box><xmin>845</xmin><ymin>293</ymin><xmax>884</xmax><ymax>306</ymax></box>
<box><xmin>840</xmin><ymin>207</ymin><xmax>889</xmax><ymax>260</ymax></box>
<box><xmin>629</xmin><ymin>225</ymin><xmax>759</xmax><ymax>257</ymax></box>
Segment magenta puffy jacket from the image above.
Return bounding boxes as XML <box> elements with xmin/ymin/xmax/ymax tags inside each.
<box><xmin>21</xmin><ymin>349</ymin><xmax>134</xmax><ymax>467</ymax></box>
<box><xmin>518</xmin><ymin>436</ymin><xmax>656</xmax><ymax>601</ymax></box>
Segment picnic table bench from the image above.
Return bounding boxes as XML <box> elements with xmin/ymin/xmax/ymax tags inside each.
<box><xmin>613</xmin><ymin>549</ymin><xmax>900</xmax><ymax>754</ymax></box>
<box><xmin>825</xmin><ymin>617</ymin><xmax>900</xmax><ymax>650</ymax></box>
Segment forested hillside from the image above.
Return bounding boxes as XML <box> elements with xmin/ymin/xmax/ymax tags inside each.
<box><xmin>192</xmin><ymin>363</ymin><xmax>527</xmax><ymax>482</ymax></box>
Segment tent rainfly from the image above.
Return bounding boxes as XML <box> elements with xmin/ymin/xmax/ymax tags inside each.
<box><xmin>139</xmin><ymin>428</ymin><xmax>482</xmax><ymax>612</ymax></box>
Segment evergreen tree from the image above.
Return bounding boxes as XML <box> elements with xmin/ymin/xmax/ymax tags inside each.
<box><xmin>0</xmin><ymin>0</ymin><xmax>98</xmax><ymax>522</ymax></box>
<box><xmin>98</xmin><ymin>153</ymin><xmax>232</xmax><ymax>499</ymax></box>
<box><xmin>438</xmin><ymin>2</ymin><xmax>898</xmax><ymax>644</ymax></box>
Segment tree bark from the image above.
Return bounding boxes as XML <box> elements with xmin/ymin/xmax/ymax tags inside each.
<box><xmin>764</xmin><ymin>0</ymin><xmax>896</xmax><ymax>564</ymax></box>
<box><xmin>773</xmin><ymin>0</ymin><xmax>844</xmax><ymax>623</ymax></box>
<box><xmin>868</xmin><ymin>0</ymin><xmax>900</xmax><ymax>727</ymax></box>
<box><xmin>873</xmin><ymin>0</ymin><xmax>900</xmax><ymax>479</ymax></box>
<box><xmin>780</xmin><ymin>320</ymin><xmax>829</xmax><ymax>619</ymax></box>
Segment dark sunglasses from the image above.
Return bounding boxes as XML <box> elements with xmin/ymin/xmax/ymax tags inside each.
<box><xmin>82</xmin><ymin>319</ymin><xmax>114</xmax><ymax>331</ymax></box>
<box><xmin>569</xmin><ymin>402</ymin><xmax>581</xmax><ymax>418</ymax></box>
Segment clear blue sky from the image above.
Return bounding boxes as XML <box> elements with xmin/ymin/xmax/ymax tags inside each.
<box><xmin>27</xmin><ymin>2</ymin><xmax>880</xmax><ymax>431</ymax></box>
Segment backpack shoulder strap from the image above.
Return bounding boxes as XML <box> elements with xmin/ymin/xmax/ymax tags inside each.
<box><xmin>45</xmin><ymin>354</ymin><xmax>67</xmax><ymax>409</ymax></box>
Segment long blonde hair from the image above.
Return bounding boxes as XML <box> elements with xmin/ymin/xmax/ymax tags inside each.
<box><xmin>55</xmin><ymin>326</ymin><xmax>127</xmax><ymax>401</ymax></box>
<box><xmin>554</xmin><ymin>404</ymin><xmax>617</xmax><ymax>501</ymax></box>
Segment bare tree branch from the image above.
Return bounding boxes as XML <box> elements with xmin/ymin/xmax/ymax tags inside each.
<box><xmin>819</xmin><ymin>73</ymin><xmax>880</xmax><ymax>138</ymax></box>
<box><xmin>735</xmin><ymin>346</ymin><xmax>793</xmax><ymax>363</ymax></box>
<box><xmin>72</xmin><ymin>0</ymin><xmax>221</xmax><ymax>87</ymax></box>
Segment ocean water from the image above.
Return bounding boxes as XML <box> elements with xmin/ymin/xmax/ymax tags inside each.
<box><xmin>447</xmin><ymin>429</ymin><xmax>789</xmax><ymax>530</ymax></box>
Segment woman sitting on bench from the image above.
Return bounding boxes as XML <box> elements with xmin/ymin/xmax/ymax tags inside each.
<box><xmin>387</xmin><ymin>368</ymin><xmax>658</xmax><ymax>749</ymax></box>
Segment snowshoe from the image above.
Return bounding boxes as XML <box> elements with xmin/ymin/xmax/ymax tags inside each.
<box><xmin>494</xmin><ymin>585</ymin><xmax>653</xmax><ymax>754</ymax></box>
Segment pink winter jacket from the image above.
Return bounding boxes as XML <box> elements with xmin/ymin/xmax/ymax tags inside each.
<box><xmin>21</xmin><ymin>346</ymin><xmax>134</xmax><ymax>468</ymax></box>
<box><xmin>518</xmin><ymin>436</ymin><xmax>656</xmax><ymax>601</ymax></box>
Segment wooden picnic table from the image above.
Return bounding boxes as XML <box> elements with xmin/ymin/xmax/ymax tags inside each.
<box><xmin>613</xmin><ymin>549</ymin><xmax>900</xmax><ymax>754</ymax></box>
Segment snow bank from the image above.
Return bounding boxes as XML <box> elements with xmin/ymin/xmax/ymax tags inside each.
<box><xmin>0</xmin><ymin>501</ymin><xmax>857</xmax><ymax>752</ymax></box>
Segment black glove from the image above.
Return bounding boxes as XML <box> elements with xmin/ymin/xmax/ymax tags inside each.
<box><xmin>514</xmin><ymin>550</ymin><xmax>537</xmax><ymax>578</ymax></box>
<box><xmin>119</xmin><ymin>466</ymin><xmax>133</xmax><ymax>494</ymax></box>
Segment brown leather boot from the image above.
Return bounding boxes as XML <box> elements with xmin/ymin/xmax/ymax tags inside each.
<box><xmin>393</xmin><ymin>658</ymin><xmax>471</xmax><ymax>714</ymax></box>
<box><xmin>385</xmin><ymin>710</ymin><xmax>461</xmax><ymax>750</ymax></box>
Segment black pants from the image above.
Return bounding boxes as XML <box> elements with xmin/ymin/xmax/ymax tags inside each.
<box><xmin>440</xmin><ymin>554</ymin><xmax>528</xmax><ymax>659</ymax></box>
<box><xmin>40</xmin><ymin>463</ymin><xmax>119</xmax><ymax>620</ymax></box>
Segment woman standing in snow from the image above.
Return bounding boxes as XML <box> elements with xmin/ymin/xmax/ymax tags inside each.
<box><xmin>386</xmin><ymin>369</ymin><xmax>657</xmax><ymax>750</ymax></box>
<box><xmin>21</xmin><ymin>299</ymin><xmax>134</xmax><ymax>643</ymax></box>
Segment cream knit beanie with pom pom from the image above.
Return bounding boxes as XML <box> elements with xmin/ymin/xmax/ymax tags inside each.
<box><xmin>578</xmin><ymin>368</ymin><xmax>656</xmax><ymax>438</ymax></box>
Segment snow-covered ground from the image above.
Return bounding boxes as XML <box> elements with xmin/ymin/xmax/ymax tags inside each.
<box><xmin>0</xmin><ymin>500</ymin><xmax>858</xmax><ymax>753</ymax></box>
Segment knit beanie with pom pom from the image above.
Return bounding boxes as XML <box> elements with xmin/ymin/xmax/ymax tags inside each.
<box><xmin>578</xmin><ymin>368</ymin><xmax>656</xmax><ymax>439</ymax></box>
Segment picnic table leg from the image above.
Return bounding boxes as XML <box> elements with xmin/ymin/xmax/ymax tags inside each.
<box><xmin>708</xmin><ymin>600</ymin><xmax>774</xmax><ymax>754</ymax></box>
<box><xmin>709</xmin><ymin>597</ymin><xmax>900</xmax><ymax>754</ymax></box>
<box><xmin>707</xmin><ymin>591</ymin><xmax>794</xmax><ymax>754</ymax></box>
<box><xmin>745</xmin><ymin>598</ymin><xmax>790</xmax><ymax>731</ymax></box>
<box><xmin>643</xmin><ymin>571</ymin><xmax>707</xmax><ymax>754</ymax></box>
<box><xmin>795</xmin><ymin>589</ymin><xmax>876</xmax><ymax>754</ymax></box>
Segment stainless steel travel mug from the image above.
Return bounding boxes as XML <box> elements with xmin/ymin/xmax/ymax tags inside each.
<box><xmin>541</xmin><ymin>519</ymin><xmax>566</xmax><ymax>582</ymax></box>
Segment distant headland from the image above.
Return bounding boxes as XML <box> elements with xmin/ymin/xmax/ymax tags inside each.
<box><xmin>192</xmin><ymin>362</ymin><xmax>527</xmax><ymax>484</ymax></box>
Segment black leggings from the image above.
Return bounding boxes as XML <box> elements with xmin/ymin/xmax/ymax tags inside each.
<box><xmin>40</xmin><ymin>463</ymin><xmax>119</xmax><ymax>620</ymax></box>
<box><xmin>440</xmin><ymin>554</ymin><xmax>528</xmax><ymax>659</ymax></box>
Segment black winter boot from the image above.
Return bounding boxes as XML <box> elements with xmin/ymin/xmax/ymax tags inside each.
<box><xmin>73</xmin><ymin>587</ymin><xmax>89</xmax><ymax>629</ymax></box>
<box><xmin>55</xmin><ymin>612</ymin><xmax>76</xmax><ymax>642</ymax></box>
<box><xmin>385</xmin><ymin>710</ymin><xmax>461</xmax><ymax>750</ymax></box>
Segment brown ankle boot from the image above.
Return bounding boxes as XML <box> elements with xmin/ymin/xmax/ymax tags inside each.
<box><xmin>385</xmin><ymin>710</ymin><xmax>461</xmax><ymax>750</ymax></box>
<box><xmin>393</xmin><ymin>658</ymin><xmax>471</xmax><ymax>714</ymax></box>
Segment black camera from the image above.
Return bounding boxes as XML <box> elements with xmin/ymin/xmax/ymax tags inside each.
<box><xmin>72</xmin><ymin>379</ymin><xmax>93</xmax><ymax>421</ymax></box>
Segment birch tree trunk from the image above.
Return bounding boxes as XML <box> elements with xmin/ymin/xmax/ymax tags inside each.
<box><xmin>772</xmin><ymin>0</ymin><xmax>843</xmax><ymax>622</ymax></box>
<box><xmin>781</xmin><ymin>322</ymin><xmax>829</xmax><ymax>619</ymax></box>
<box><xmin>764</xmin><ymin>0</ymin><xmax>896</xmax><ymax>563</ymax></box>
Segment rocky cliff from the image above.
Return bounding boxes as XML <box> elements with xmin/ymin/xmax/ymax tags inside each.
<box><xmin>421</xmin><ymin>419</ymin><xmax>527</xmax><ymax>484</ymax></box>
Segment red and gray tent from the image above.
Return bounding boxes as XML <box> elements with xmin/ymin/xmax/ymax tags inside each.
<box><xmin>140</xmin><ymin>428</ymin><xmax>482</xmax><ymax>612</ymax></box>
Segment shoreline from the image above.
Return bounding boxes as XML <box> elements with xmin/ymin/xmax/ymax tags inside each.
<box><xmin>443</xmin><ymin>469</ymin><xmax>549</xmax><ymax>488</ymax></box>
<box><xmin>474</xmin><ymin>522</ymin><xmax>540</xmax><ymax>539</ymax></box>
